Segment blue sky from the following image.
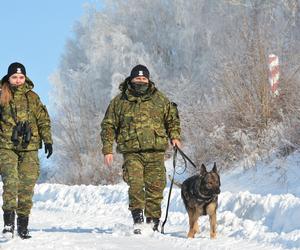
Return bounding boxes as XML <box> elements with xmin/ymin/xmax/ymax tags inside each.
<box><xmin>0</xmin><ymin>0</ymin><xmax>102</xmax><ymax>108</ymax></box>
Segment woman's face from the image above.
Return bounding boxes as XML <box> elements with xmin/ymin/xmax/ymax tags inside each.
<box><xmin>9</xmin><ymin>73</ymin><xmax>26</xmax><ymax>87</ymax></box>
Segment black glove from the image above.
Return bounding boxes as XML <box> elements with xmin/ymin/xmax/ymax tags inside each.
<box><xmin>45</xmin><ymin>143</ymin><xmax>53</xmax><ymax>159</ymax></box>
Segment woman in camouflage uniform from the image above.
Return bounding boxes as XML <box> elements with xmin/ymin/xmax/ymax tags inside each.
<box><xmin>101</xmin><ymin>65</ymin><xmax>181</xmax><ymax>234</ymax></box>
<box><xmin>0</xmin><ymin>62</ymin><xmax>53</xmax><ymax>239</ymax></box>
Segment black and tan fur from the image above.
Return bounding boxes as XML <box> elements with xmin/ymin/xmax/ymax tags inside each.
<box><xmin>179</xmin><ymin>163</ymin><xmax>221</xmax><ymax>239</ymax></box>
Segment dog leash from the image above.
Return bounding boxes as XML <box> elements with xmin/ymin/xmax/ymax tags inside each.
<box><xmin>176</xmin><ymin>146</ymin><xmax>198</xmax><ymax>169</ymax></box>
<box><xmin>161</xmin><ymin>145</ymin><xmax>197</xmax><ymax>234</ymax></box>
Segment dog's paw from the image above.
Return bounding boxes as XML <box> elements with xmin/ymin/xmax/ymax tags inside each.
<box><xmin>187</xmin><ymin>231</ymin><xmax>195</xmax><ymax>238</ymax></box>
<box><xmin>210</xmin><ymin>232</ymin><xmax>217</xmax><ymax>239</ymax></box>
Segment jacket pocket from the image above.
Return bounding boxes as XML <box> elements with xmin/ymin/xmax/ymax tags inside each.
<box><xmin>154</xmin><ymin>129</ymin><xmax>168</xmax><ymax>150</ymax></box>
<box><xmin>117</xmin><ymin>129</ymin><xmax>140</xmax><ymax>152</ymax></box>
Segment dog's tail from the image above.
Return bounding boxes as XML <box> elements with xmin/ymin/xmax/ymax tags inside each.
<box><xmin>168</xmin><ymin>174</ymin><xmax>182</xmax><ymax>188</ymax></box>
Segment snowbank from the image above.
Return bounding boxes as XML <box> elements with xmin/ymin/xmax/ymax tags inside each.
<box><xmin>1</xmin><ymin>151</ymin><xmax>300</xmax><ymax>249</ymax></box>
<box><xmin>12</xmin><ymin>181</ymin><xmax>295</xmax><ymax>250</ymax></box>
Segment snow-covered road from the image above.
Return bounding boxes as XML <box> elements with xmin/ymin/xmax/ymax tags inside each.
<box><xmin>0</xmin><ymin>182</ymin><xmax>299</xmax><ymax>250</ymax></box>
<box><xmin>1</xmin><ymin>152</ymin><xmax>300</xmax><ymax>250</ymax></box>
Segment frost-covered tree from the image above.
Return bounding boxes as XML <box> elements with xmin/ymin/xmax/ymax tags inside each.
<box><xmin>50</xmin><ymin>0</ymin><xmax>300</xmax><ymax>184</ymax></box>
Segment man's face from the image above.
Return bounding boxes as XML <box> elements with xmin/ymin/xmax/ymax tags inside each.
<box><xmin>9</xmin><ymin>73</ymin><xmax>26</xmax><ymax>86</ymax></box>
<box><xmin>131</xmin><ymin>76</ymin><xmax>149</xmax><ymax>84</ymax></box>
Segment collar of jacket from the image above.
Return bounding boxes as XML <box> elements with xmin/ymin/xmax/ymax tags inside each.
<box><xmin>119</xmin><ymin>77</ymin><xmax>157</xmax><ymax>102</ymax></box>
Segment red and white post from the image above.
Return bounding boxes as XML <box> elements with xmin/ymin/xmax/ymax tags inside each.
<box><xmin>268</xmin><ymin>54</ymin><xmax>280</xmax><ymax>97</ymax></box>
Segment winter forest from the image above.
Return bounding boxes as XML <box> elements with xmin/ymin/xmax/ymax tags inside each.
<box><xmin>2</xmin><ymin>0</ymin><xmax>300</xmax><ymax>249</ymax></box>
<box><xmin>46</xmin><ymin>0</ymin><xmax>300</xmax><ymax>185</ymax></box>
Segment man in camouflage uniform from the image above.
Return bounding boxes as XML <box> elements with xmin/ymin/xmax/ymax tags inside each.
<box><xmin>101</xmin><ymin>65</ymin><xmax>181</xmax><ymax>234</ymax></box>
<box><xmin>0</xmin><ymin>62</ymin><xmax>53</xmax><ymax>239</ymax></box>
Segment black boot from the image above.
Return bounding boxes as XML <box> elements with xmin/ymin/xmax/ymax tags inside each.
<box><xmin>131</xmin><ymin>209</ymin><xmax>144</xmax><ymax>234</ymax></box>
<box><xmin>17</xmin><ymin>216</ymin><xmax>31</xmax><ymax>239</ymax></box>
<box><xmin>146</xmin><ymin>217</ymin><xmax>160</xmax><ymax>232</ymax></box>
<box><xmin>2</xmin><ymin>210</ymin><xmax>15</xmax><ymax>237</ymax></box>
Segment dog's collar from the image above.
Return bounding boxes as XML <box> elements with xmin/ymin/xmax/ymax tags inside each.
<box><xmin>189</xmin><ymin>178</ymin><xmax>217</xmax><ymax>203</ymax></box>
<box><xmin>191</xmin><ymin>189</ymin><xmax>217</xmax><ymax>204</ymax></box>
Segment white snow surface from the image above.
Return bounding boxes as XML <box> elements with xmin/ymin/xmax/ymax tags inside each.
<box><xmin>1</xmin><ymin>151</ymin><xmax>300</xmax><ymax>249</ymax></box>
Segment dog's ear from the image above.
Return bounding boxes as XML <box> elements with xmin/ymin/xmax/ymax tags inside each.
<box><xmin>200</xmin><ymin>164</ymin><xmax>207</xmax><ymax>175</ymax></box>
<box><xmin>212</xmin><ymin>162</ymin><xmax>218</xmax><ymax>173</ymax></box>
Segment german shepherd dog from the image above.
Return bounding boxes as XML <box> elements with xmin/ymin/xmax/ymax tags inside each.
<box><xmin>178</xmin><ymin>163</ymin><xmax>221</xmax><ymax>239</ymax></box>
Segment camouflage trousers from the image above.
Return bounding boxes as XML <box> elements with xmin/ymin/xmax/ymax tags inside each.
<box><xmin>122</xmin><ymin>151</ymin><xmax>166</xmax><ymax>218</ymax></box>
<box><xmin>0</xmin><ymin>149</ymin><xmax>40</xmax><ymax>216</ymax></box>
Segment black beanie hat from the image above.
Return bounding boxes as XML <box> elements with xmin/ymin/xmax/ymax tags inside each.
<box><xmin>130</xmin><ymin>64</ymin><xmax>150</xmax><ymax>80</ymax></box>
<box><xmin>6</xmin><ymin>62</ymin><xmax>26</xmax><ymax>79</ymax></box>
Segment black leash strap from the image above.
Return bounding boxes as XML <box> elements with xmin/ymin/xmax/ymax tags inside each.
<box><xmin>176</xmin><ymin>146</ymin><xmax>197</xmax><ymax>169</ymax></box>
<box><xmin>161</xmin><ymin>145</ymin><xmax>197</xmax><ymax>234</ymax></box>
<box><xmin>9</xmin><ymin>102</ymin><xmax>18</xmax><ymax>125</ymax></box>
<box><xmin>161</xmin><ymin>146</ymin><xmax>177</xmax><ymax>234</ymax></box>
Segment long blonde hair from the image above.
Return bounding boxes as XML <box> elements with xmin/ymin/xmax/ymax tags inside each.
<box><xmin>0</xmin><ymin>82</ymin><xmax>12</xmax><ymax>106</ymax></box>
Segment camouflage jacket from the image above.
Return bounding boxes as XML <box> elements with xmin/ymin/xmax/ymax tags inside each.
<box><xmin>101</xmin><ymin>78</ymin><xmax>181</xmax><ymax>154</ymax></box>
<box><xmin>0</xmin><ymin>77</ymin><xmax>53</xmax><ymax>151</ymax></box>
